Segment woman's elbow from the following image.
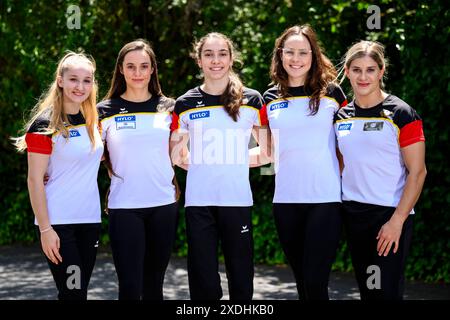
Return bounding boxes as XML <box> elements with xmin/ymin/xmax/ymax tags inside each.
<box><xmin>27</xmin><ymin>175</ymin><xmax>44</xmax><ymax>189</ymax></box>
<box><xmin>411</xmin><ymin>165</ymin><xmax>427</xmax><ymax>183</ymax></box>
<box><xmin>421</xmin><ymin>165</ymin><xmax>427</xmax><ymax>180</ymax></box>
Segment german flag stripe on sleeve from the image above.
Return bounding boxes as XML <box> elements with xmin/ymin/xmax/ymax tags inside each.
<box><xmin>399</xmin><ymin>119</ymin><xmax>425</xmax><ymax>148</ymax></box>
<box><xmin>170</xmin><ymin>111</ymin><xmax>180</xmax><ymax>131</ymax></box>
<box><xmin>25</xmin><ymin>133</ymin><xmax>52</xmax><ymax>154</ymax></box>
<box><xmin>259</xmin><ymin>104</ymin><xmax>268</xmax><ymax>126</ymax></box>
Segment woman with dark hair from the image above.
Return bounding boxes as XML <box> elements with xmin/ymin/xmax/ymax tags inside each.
<box><xmin>263</xmin><ymin>25</ymin><xmax>347</xmax><ymax>300</ymax></box>
<box><xmin>170</xmin><ymin>32</ymin><xmax>268</xmax><ymax>300</ymax></box>
<box><xmin>97</xmin><ymin>39</ymin><xmax>179</xmax><ymax>300</ymax></box>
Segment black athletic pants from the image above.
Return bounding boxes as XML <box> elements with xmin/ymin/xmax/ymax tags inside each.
<box><xmin>342</xmin><ymin>201</ymin><xmax>413</xmax><ymax>300</ymax></box>
<box><xmin>37</xmin><ymin>223</ymin><xmax>101</xmax><ymax>300</ymax></box>
<box><xmin>185</xmin><ymin>206</ymin><xmax>254</xmax><ymax>300</ymax></box>
<box><xmin>108</xmin><ymin>202</ymin><xmax>178</xmax><ymax>300</ymax></box>
<box><xmin>273</xmin><ymin>202</ymin><xmax>342</xmax><ymax>300</ymax></box>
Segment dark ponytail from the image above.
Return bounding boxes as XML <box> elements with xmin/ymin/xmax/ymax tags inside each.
<box><xmin>221</xmin><ymin>71</ymin><xmax>243</xmax><ymax>121</ymax></box>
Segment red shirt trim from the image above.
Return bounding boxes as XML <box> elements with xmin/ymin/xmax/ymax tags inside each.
<box><xmin>25</xmin><ymin>133</ymin><xmax>52</xmax><ymax>154</ymax></box>
<box><xmin>399</xmin><ymin>120</ymin><xmax>425</xmax><ymax>148</ymax></box>
<box><xmin>170</xmin><ymin>112</ymin><xmax>180</xmax><ymax>132</ymax></box>
<box><xmin>259</xmin><ymin>104</ymin><xmax>268</xmax><ymax>126</ymax></box>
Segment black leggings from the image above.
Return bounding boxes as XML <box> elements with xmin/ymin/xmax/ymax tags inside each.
<box><xmin>108</xmin><ymin>202</ymin><xmax>178</xmax><ymax>300</ymax></box>
<box><xmin>37</xmin><ymin>223</ymin><xmax>101</xmax><ymax>300</ymax></box>
<box><xmin>273</xmin><ymin>202</ymin><xmax>342</xmax><ymax>300</ymax></box>
<box><xmin>342</xmin><ymin>201</ymin><xmax>413</xmax><ymax>300</ymax></box>
<box><xmin>185</xmin><ymin>206</ymin><xmax>254</xmax><ymax>301</ymax></box>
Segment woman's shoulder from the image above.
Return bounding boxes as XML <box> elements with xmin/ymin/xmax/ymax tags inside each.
<box><xmin>262</xmin><ymin>85</ymin><xmax>279</xmax><ymax>104</ymax></box>
<box><xmin>325</xmin><ymin>82</ymin><xmax>347</xmax><ymax>106</ymax></box>
<box><xmin>96</xmin><ymin>98</ymin><xmax>121</xmax><ymax>109</ymax></box>
<box><xmin>96</xmin><ymin>98</ymin><xmax>121</xmax><ymax>119</ymax></box>
<box><xmin>96</xmin><ymin>98</ymin><xmax>121</xmax><ymax>111</ymax></box>
<box><xmin>383</xmin><ymin>94</ymin><xmax>411</xmax><ymax>109</ymax></box>
<box><xmin>97</xmin><ymin>98</ymin><xmax>132</xmax><ymax>120</ymax></box>
<box><xmin>156</xmin><ymin>95</ymin><xmax>176</xmax><ymax>113</ymax></box>
<box><xmin>243</xmin><ymin>87</ymin><xmax>264</xmax><ymax>108</ymax></box>
<box><xmin>383</xmin><ymin>94</ymin><xmax>421</xmax><ymax>125</ymax></box>
<box><xmin>325</xmin><ymin>82</ymin><xmax>344</xmax><ymax>96</ymax></box>
<box><xmin>27</xmin><ymin>111</ymin><xmax>51</xmax><ymax>134</ymax></box>
<box><xmin>176</xmin><ymin>87</ymin><xmax>201</xmax><ymax>102</ymax></box>
<box><xmin>174</xmin><ymin>87</ymin><xmax>203</xmax><ymax>114</ymax></box>
<box><xmin>243</xmin><ymin>86</ymin><xmax>262</xmax><ymax>97</ymax></box>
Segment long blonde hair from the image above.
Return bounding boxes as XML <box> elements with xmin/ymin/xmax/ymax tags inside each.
<box><xmin>13</xmin><ymin>52</ymin><xmax>98</xmax><ymax>152</ymax></box>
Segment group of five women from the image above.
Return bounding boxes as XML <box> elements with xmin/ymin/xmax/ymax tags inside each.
<box><xmin>14</xmin><ymin>24</ymin><xmax>426</xmax><ymax>301</ymax></box>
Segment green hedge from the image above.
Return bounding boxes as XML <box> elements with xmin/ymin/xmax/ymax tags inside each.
<box><xmin>1</xmin><ymin>0</ymin><xmax>448</xmax><ymax>282</ymax></box>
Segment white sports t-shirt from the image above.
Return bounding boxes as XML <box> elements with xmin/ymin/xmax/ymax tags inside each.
<box><xmin>26</xmin><ymin>112</ymin><xmax>103</xmax><ymax>225</ymax></box>
<box><xmin>334</xmin><ymin>94</ymin><xmax>425</xmax><ymax>208</ymax></box>
<box><xmin>171</xmin><ymin>86</ymin><xmax>267</xmax><ymax>207</ymax></box>
<box><xmin>98</xmin><ymin>96</ymin><xmax>176</xmax><ymax>209</ymax></box>
<box><xmin>263</xmin><ymin>84</ymin><xmax>347</xmax><ymax>203</ymax></box>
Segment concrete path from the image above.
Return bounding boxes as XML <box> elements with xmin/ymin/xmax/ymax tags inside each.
<box><xmin>0</xmin><ymin>245</ymin><xmax>448</xmax><ymax>300</ymax></box>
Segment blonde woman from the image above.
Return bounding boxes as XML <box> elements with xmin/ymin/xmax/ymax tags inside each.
<box><xmin>14</xmin><ymin>52</ymin><xmax>103</xmax><ymax>300</ymax></box>
<box><xmin>335</xmin><ymin>41</ymin><xmax>426</xmax><ymax>299</ymax></box>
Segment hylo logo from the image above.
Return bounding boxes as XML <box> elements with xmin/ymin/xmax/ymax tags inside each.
<box><xmin>190</xmin><ymin>110</ymin><xmax>210</xmax><ymax>120</ymax></box>
<box><xmin>338</xmin><ymin>123</ymin><xmax>353</xmax><ymax>131</ymax></box>
<box><xmin>269</xmin><ymin>101</ymin><xmax>288</xmax><ymax>111</ymax></box>
<box><xmin>115</xmin><ymin>115</ymin><xmax>136</xmax><ymax>130</ymax></box>
<box><xmin>115</xmin><ymin>115</ymin><xmax>136</xmax><ymax>122</ymax></box>
<box><xmin>69</xmin><ymin>129</ymin><xmax>81</xmax><ymax>137</ymax></box>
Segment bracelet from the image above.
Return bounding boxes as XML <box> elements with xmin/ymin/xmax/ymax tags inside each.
<box><xmin>40</xmin><ymin>226</ymin><xmax>53</xmax><ymax>234</ymax></box>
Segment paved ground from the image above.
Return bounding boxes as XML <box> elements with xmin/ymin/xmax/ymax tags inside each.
<box><xmin>0</xmin><ymin>245</ymin><xmax>448</xmax><ymax>300</ymax></box>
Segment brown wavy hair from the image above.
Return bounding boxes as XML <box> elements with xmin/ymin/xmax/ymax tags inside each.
<box><xmin>270</xmin><ymin>25</ymin><xmax>337</xmax><ymax>115</ymax></box>
<box><xmin>191</xmin><ymin>32</ymin><xmax>243</xmax><ymax>122</ymax></box>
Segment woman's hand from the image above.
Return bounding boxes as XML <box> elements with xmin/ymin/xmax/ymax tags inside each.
<box><xmin>169</xmin><ymin>130</ymin><xmax>190</xmax><ymax>170</ymax></box>
<box><xmin>40</xmin><ymin>228</ymin><xmax>63</xmax><ymax>264</ymax></box>
<box><xmin>376</xmin><ymin>214</ymin><xmax>404</xmax><ymax>256</ymax></box>
<box><xmin>377</xmin><ymin>141</ymin><xmax>427</xmax><ymax>257</ymax></box>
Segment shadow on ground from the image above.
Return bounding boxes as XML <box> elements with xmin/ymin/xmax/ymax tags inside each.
<box><xmin>0</xmin><ymin>245</ymin><xmax>448</xmax><ymax>300</ymax></box>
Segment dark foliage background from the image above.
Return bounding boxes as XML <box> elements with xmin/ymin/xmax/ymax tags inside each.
<box><xmin>1</xmin><ymin>0</ymin><xmax>448</xmax><ymax>282</ymax></box>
